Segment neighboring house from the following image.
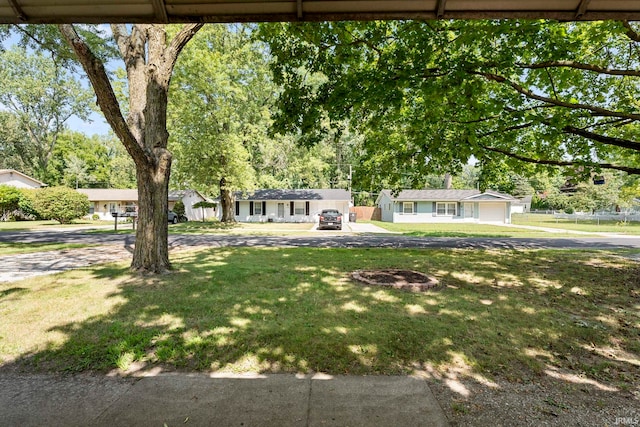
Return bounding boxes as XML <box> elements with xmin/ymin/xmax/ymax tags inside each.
<box><xmin>376</xmin><ymin>189</ymin><xmax>517</xmax><ymax>224</ymax></box>
<box><xmin>168</xmin><ymin>189</ymin><xmax>216</xmax><ymax>221</ymax></box>
<box><xmin>78</xmin><ymin>188</ymin><xmax>216</xmax><ymax>221</ymax></box>
<box><xmin>0</xmin><ymin>169</ymin><xmax>46</xmax><ymax>189</ymax></box>
<box><xmin>77</xmin><ymin>188</ymin><xmax>138</xmax><ymax>220</ymax></box>
<box><xmin>233</xmin><ymin>189</ymin><xmax>351</xmax><ymax>223</ymax></box>
<box><xmin>511</xmin><ymin>195</ymin><xmax>532</xmax><ymax>214</ymax></box>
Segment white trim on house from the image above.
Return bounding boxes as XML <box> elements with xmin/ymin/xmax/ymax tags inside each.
<box><xmin>376</xmin><ymin>189</ymin><xmax>516</xmax><ymax>224</ymax></box>
<box><xmin>77</xmin><ymin>188</ymin><xmax>216</xmax><ymax>221</ymax></box>
<box><xmin>233</xmin><ymin>189</ymin><xmax>351</xmax><ymax>223</ymax></box>
<box><xmin>0</xmin><ymin>169</ymin><xmax>46</xmax><ymax>189</ymax></box>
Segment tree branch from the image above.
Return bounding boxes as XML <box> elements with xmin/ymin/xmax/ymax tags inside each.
<box><xmin>562</xmin><ymin>125</ymin><xmax>640</xmax><ymax>151</ymax></box>
<box><xmin>58</xmin><ymin>24</ymin><xmax>151</xmax><ymax>166</ymax></box>
<box><xmin>518</xmin><ymin>60</ymin><xmax>640</xmax><ymax>77</ymax></box>
<box><xmin>163</xmin><ymin>23</ymin><xmax>204</xmax><ymax>75</ymax></box>
<box><xmin>479</xmin><ymin>143</ymin><xmax>640</xmax><ymax>175</ymax></box>
<box><xmin>474</xmin><ymin>71</ymin><xmax>640</xmax><ymax>121</ymax></box>
<box><xmin>622</xmin><ymin>20</ymin><xmax>640</xmax><ymax>43</ymax></box>
<box><xmin>110</xmin><ymin>24</ymin><xmax>130</xmax><ymax>59</ymax></box>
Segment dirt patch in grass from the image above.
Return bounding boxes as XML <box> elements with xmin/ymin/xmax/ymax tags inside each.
<box><xmin>428</xmin><ymin>374</ymin><xmax>639</xmax><ymax>427</ymax></box>
<box><xmin>351</xmin><ymin>269</ymin><xmax>439</xmax><ymax>291</ymax></box>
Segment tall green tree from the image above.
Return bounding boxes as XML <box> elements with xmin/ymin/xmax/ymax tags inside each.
<box><xmin>0</xmin><ymin>111</ymin><xmax>32</xmax><ymax>174</ymax></box>
<box><xmin>259</xmin><ymin>20</ymin><xmax>640</xmax><ymax>189</ymax></box>
<box><xmin>0</xmin><ymin>46</ymin><xmax>93</xmax><ymax>182</ymax></box>
<box><xmin>169</xmin><ymin>25</ymin><xmax>271</xmax><ymax>221</ymax></box>
<box><xmin>53</xmin><ymin>23</ymin><xmax>202</xmax><ymax>273</ymax></box>
<box><xmin>46</xmin><ymin>131</ymin><xmax>111</xmax><ymax>187</ymax></box>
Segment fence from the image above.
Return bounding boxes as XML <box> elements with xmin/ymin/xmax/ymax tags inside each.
<box><xmin>350</xmin><ymin>206</ymin><xmax>381</xmax><ymax>221</ymax></box>
<box><xmin>523</xmin><ymin>211</ymin><xmax>640</xmax><ymax>224</ymax></box>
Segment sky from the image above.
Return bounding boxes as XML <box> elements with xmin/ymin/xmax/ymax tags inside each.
<box><xmin>67</xmin><ymin>112</ymin><xmax>111</xmax><ymax>136</ymax></box>
<box><xmin>2</xmin><ymin>27</ymin><xmax>114</xmax><ymax>137</ymax></box>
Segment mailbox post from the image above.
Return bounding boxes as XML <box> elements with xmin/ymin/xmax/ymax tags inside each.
<box><xmin>111</xmin><ymin>211</ymin><xmax>118</xmax><ymax>231</ymax></box>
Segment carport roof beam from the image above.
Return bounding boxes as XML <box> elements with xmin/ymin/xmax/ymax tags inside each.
<box><xmin>575</xmin><ymin>0</ymin><xmax>592</xmax><ymax>19</ymax></box>
<box><xmin>436</xmin><ymin>0</ymin><xmax>446</xmax><ymax>18</ymax></box>
<box><xmin>7</xmin><ymin>0</ymin><xmax>26</xmax><ymax>21</ymax></box>
<box><xmin>151</xmin><ymin>0</ymin><xmax>169</xmax><ymax>23</ymax></box>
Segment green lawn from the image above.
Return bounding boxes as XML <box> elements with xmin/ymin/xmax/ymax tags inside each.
<box><xmin>513</xmin><ymin>213</ymin><xmax>640</xmax><ymax>235</ymax></box>
<box><xmin>0</xmin><ymin>242</ymin><xmax>94</xmax><ymax>256</ymax></box>
<box><xmin>1</xmin><ymin>246</ymin><xmax>638</xmax><ymax>393</ymax></box>
<box><xmin>170</xmin><ymin>220</ymin><xmax>315</xmax><ymax>235</ymax></box>
<box><xmin>0</xmin><ymin>220</ymin><xmax>113</xmax><ymax>231</ymax></box>
<box><xmin>362</xmin><ymin>220</ymin><xmax>572</xmax><ymax>238</ymax></box>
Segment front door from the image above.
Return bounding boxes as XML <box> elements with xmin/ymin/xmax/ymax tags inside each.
<box><xmin>277</xmin><ymin>203</ymin><xmax>284</xmax><ymax>218</ymax></box>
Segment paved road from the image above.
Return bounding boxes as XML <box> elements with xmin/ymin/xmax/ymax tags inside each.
<box><xmin>1</xmin><ymin>229</ymin><xmax>640</xmax><ymax>250</ymax></box>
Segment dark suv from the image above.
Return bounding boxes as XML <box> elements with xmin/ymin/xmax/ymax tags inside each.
<box><xmin>318</xmin><ymin>209</ymin><xmax>342</xmax><ymax>230</ymax></box>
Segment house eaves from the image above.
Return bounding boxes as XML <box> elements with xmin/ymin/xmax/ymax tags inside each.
<box><xmin>235</xmin><ymin>189</ymin><xmax>351</xmax><ymax>201</ymax></box>
<box><xmin>0</xmin><ymin>169</ymin><xmax>46</xmax><ymax>187</ymax></box>
<box><xmin>77</xmin><ymin>188</ymin><xmax>138</xmax><ymax>202</ymax></box>
<box><xmin>382</xmin><ymin>189</ymin><xmax>480</xmax><ymax>202</ymax></box>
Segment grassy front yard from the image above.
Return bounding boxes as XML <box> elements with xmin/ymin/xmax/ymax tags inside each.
<box><xmin>361</xmin><ymin>220</ymin><xmax>573</xmax><ymax>238</ymax></box>
<box><xmin>0</xmin><ymin>220</ymin><xmax>113</xmax><ymax>231</ymax></box>
<box><xmin>513</xmin><ymin>213</ymin><xmax>640</xmax><ymax>235</ymax></box>
<box><xmin>1</xmin><ymin>247</ymin><xmax>638</xmax><ymax>394</ymax></box>
<box><xmin>173</xmin><ymin>220</ymin><xmax>314</xmax><ymax>234</ymax></box>
<box><xmin>0</xmin><ymin>242</ymin><xmax>94</xmax><ymax>256</ymax></box>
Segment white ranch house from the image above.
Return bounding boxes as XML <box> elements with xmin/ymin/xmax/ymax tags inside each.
<box><xmin>0</xmin><ymin>169</ymin><xmax>46</xmax><ymax>189</ymax></box>
<box><xmin>376</xmin><ymin>189</ymin><xmax>516</xmax><ymax>224</ymax></box>
<box><xmin>233</xmin><ymin>189</ymin><xmax>351</xmax><ymax>223</ymax></box>
<box><xmin>76</xmin><ymin>188</ymin><xmax>216</xmax><ymax>221</ymax></box>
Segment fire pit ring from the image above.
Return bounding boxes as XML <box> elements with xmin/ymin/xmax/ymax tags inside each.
<box><xmin>351</xmin><ymin>269</ymin><xmax>439</xmax><ymax>292</ymax></box>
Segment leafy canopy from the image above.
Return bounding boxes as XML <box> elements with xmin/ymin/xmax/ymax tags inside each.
<box><xmin>259</xmin><ymin>20</ymin><xmax>640</xmax><ymax>190</ymax></box>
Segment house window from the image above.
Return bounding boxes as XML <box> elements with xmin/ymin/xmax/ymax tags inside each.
<box><xmin>436</xmin><ymin>202</ymin><xmax>457</xmax><ymax>216</ymax></box>
<box><xmin>254</xmin><ymin>202</ymin><xmax>262</xmax><ymax>215</ymax></box>
<box><xmin>403</xmin><ymin>202</ymin><xmax>414</xmax><ymax>214</ymax></box>
<box><xmin>294</xmin><ymin>202</ymin><xmax>305</xmax><ymax>215</ymax></box>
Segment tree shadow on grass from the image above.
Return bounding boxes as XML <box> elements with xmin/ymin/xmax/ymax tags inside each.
<box><xmin>2</xmin><ymin>247</ymin><xmax>638</xmax><ymax>400</ymax></box>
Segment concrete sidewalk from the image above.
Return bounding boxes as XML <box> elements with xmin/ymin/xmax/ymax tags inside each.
<box><xmin>0</xmin><ymin>372</ymin><xmax>448</xmax><ymax>426</ymax></box>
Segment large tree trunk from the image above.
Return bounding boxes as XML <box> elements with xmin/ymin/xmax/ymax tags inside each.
<box><xmin>59</xmin><ymin>23</ymin><xmax>203</xmax><ymax>274</ymax></box>
<box><xmin>219</xmin><ymin>176</ymin><xmax>236</xmax><ymax>222</ymax></box>
<box><xmin>133</xmin><ymin>162</ymin><xmax>170</xmax><ymax>272</ymax></box>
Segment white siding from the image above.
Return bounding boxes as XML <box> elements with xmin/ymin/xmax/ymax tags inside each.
<box><xmin>181</xmin><ymin>192</ymin><xmax>216</xmax><ymax>221</ymax></box>
<box><xmin>236</xmin><ymin>199</ymin><xmax>351</xmax><ymax>223</ymax></box>
<box><xmin>377</xmin><ymin>193</ymin><xmax>395</xmax><ymax>222</ymax></box>
<box><xmin>0</xmin><ymin>172</ymin><xmax>42</xmax><ymax>189</ymax></box>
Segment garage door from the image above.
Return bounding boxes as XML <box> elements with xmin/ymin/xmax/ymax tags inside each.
<box><xmin>479</xmin><ymin>203</ymin><xmax>505</xmax><ymax>223</ymax></box>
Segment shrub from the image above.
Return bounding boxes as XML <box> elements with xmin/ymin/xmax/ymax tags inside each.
<box><xmin>17</xmin><ymin>189</ymin><xmax>40</xmax><ymax>220</ymax></box>
<box><xmin>0</xmin><ymin>184</ymin><xmax>22</xmax><ymax>221</ymax></box>
<box><xmin>92</xmin><ymin>214</ymin><xmax>100</xmax><ymax>221</ymax></box>
<box><xmin>33</xmin><ymin>186</ymin><xmax>90</xmax><ymax>224</ymax></box>
<box><xmin>173</xmin><ymin>200</ymin><xmax>185</xmax><ymax>216</ymax></box>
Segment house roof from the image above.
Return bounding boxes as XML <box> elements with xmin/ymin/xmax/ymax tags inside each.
<box><xmin>0</xmin><ymin>169</ymin><xmax>46</xmax><ymax>187</ymax></box>
<box><xmin>236</xmin><ymin>189</ymin><xmax>351</xmax><ymax>201</ymax></box>
<box><xmin>380</xmin><ymin>189</ymin><xmax>480</xmax><ymax>201</ymax></box>
<box><xmin>77</xmin><ymin>188</ymin><xmax>138</xmax><ymax>202</ymax></box>
<box><xmin>379</xmin><ymin>189</ymin><xmax>516</xmax><ymax>202</ymax></box>
<box><xmin>1</xmin><ymin>0</ymin><xmax>637</xmax><ymax>24</ymax></box>
<box><xmin>463</xmin><ymin>190</ymin><xmax>517</xmax><ymax>201</ymax></box>
<box><xmin>78</xmin><ymin>188</ymin><xmax>209</xmax><ymax>202</ymax></box>
<box><xmin>169</xmin><ymin>189</ymin><xmax>213</xmax><ymax>203</ymax></box>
